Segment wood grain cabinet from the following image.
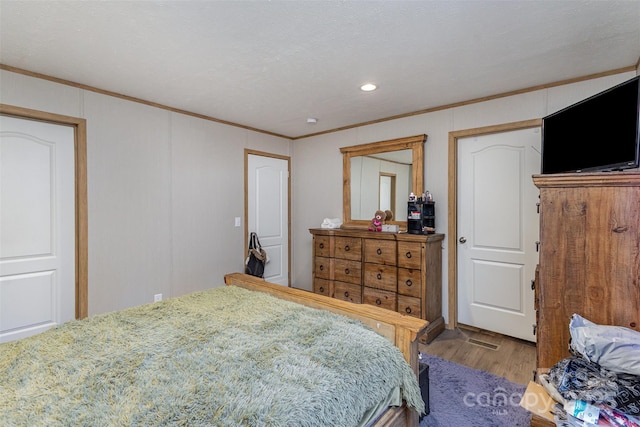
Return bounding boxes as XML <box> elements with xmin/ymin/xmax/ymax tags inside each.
<box><xmin>310</xmin><ymin>228</ymin><xmax>445</xmax><ymax>342</ymax></box>
<box><xmin>533</xmin><ymin>172</ymin><xmax>640</xmax><ymax>370</ymax></box>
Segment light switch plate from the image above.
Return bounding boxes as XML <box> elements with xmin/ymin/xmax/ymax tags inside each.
<box><xmin>234</xmin><ymin>217</ymin><xmax>241</xmax><ymax>227</ymax></box>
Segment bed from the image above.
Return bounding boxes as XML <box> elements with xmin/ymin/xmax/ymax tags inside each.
<box><xmin>1</xmin><ymin>273</ymin><xmax>428</xmax><ymax>427</ymax></box>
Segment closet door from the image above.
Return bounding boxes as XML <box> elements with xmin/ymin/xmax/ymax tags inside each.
<box><xmin>0</xmin><ymin>116</ymin><xmax>75</xmax><ymax>342</ymax></box>
<box><xmin>457</xmin><ymin>128</ymin><xmax>540</xmax><ymax>342</ymax></box>
<box><xmin>246</xmin><ymin>152</ymin><xmax>290</xmax><ymax>286</ymax></box>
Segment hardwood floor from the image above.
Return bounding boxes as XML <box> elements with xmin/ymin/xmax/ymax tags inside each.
<box><xmin>418</xmin><ymin>326</ymin><xmax>537</xmax><ymax>385</ymax></box>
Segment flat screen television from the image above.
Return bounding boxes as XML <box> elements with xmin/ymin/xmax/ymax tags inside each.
<box><xmin>541</xmin><ymin>75</ymin><xmax>640</xmax><ymax>174</ymax></box>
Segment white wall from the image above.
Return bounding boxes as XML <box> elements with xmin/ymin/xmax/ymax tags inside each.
<box><xmin>2</xmin><ymin>68</ymin><xmax>636</xmax><ymax>322</ymax></box>
<box><xmin>0</xmin><ymin>69</ymin><xmax>292</xmax><ymax>315</ymax></box>
<box><xmin>290</xmin><ymin>71</ymin><xmax>637</xmax><ymax>327</ymax></box>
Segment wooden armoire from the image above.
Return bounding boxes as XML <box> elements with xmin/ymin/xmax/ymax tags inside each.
<box><xmin>533</xmin><ymin>172</ymin><xmax>640</xmax><ymax>371</ymax></box>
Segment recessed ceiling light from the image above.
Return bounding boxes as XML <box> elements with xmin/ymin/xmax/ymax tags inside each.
<box><xmin>360</xmin><ymin>83</ymin><xmax>377</xmax><ymax>92</ymax></box>
<box><xmin>306</xmin><ymin>117</ymin><xmax>318</xmax><ymax>124</ymax></box>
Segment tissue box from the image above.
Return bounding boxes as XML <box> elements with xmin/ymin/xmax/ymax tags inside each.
<box><xmin>320</xmin><ymin>218</ymin><xmax>342</xmax><ymax>229</ymax></box>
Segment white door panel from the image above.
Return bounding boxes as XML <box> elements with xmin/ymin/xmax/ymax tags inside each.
<box><xmin>1</xmin><ymin>135</ymin><xmax>53</xmax><ymax>257</ymax></box>
<box><xmin>247</xmin><ymin>154</ymin><xmax>289</xmax><ymax>286</ymax></box>
<box><xmin>472</xmin><ymin>260</ymin><xmax>523</xmax><ymax>311</ymax></box>
<box><xmin>0</xmin><ymin>116</ymin><xmax>75</xmax><ymax>342</ymax></box>
<box><xmin>472</xmin><ymin>147</ymin><xmax>522</xmax><ymax>249</ymax></box>
<box><xmin>0</xmin><ymin>271</ymin><xmax>56</xmax><ymax>341</ymax></box>
<box><xmin>457</xmin><ymin>128</ymin><xmax>540</xmax><ymax>342</ymax></box>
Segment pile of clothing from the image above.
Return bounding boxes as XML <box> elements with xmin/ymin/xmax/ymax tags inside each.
<box><xmin>539</xmin><ymin>314</ymin><xmax>640</xmax><ymax>427</ymax></box>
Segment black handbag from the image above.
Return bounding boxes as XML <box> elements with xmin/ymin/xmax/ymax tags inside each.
<box><xmin>245</xmin><ymin>232</ymin><xmax>267</xmax><ymax>278</ymax></box>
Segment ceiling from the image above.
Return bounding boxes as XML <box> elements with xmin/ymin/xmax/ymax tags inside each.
<box><xmin>1</xmin><ymin>1</ymin><xmax>638</xmax><ymax>139</ymax></box>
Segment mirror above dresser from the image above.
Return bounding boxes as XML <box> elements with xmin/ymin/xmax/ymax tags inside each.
<box><xmin>340</xmin><ymin>135</ymin><xmax>426</xmax><ymax>229</ymax></box>
<box><xmin>308</xmin><ymin>134</ymin><xmax>444</xmax><ymax>342</ymax></box>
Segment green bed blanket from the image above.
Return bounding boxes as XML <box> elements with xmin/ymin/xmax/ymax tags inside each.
<box><xmin>1</xmin><ymin>285</ymin><xmax>423</xmax><ymax>426</ymax></box>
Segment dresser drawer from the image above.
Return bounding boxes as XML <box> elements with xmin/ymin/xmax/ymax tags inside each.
<box><xmin>335</xmin><ymin>281</ymin><xmax>362</xmax><ymax>304</ymax></box>
<box><xmin>363</xmin><ymin>287</ymin><xmax>397</xmax><ymax>311</ymax></box>
<box><xmin>398</xmin><ymin>295</ymin><xmax>421</xmax><ymax>318</ymax></box>
<box><xmin>335</xmin><ymin>237</ymin><xmax>362</xmax><ymax>261</ymax></box>
<box><xmin>364</xmin><ymin>239</ymin><xmax>396</xmax><ymax>265</ymax></box>
<box><xmin>313</xmin><ymin>278</ymin><xmax>331</xmax><ymax>297</ymax></box>
<box><xmin>397</xmin><ymin>241</ymin><xmax>422</xmax><ymax>269</ymax></box>
<box><xmin>310</xmin><ymin>228</ymin><xmax>445</xmax><ymax>342</ymax></box>
<box><xmin>398</xmin><ymin>268</ymin><xmax>421</xmax><ymax>297</ymax></box>
<box><xmin>314</xmin><ymin>236</ymin><xmax>331</xmax><ymax>258</ymax></box>
<box><xmin>334</xmin><ymin>259</ymin><xmax>362</xmax><ymax>285</ymax></box>
<box><xmin>314</xmin><ymin>256</ymin><xmax>331</xmax><ymax>280</ymax></box>
<box><xmin>363</xmin><ymin>263</ymin><xmax>397</xmax><ymax>292</ymax></box>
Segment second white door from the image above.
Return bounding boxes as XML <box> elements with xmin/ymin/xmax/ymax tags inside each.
<box><xmin>246</xmin><ymin>153</ymin><xmax>289</xmax><ymax>286</ymax></box>
<box><xmin>457</xmin><ymin>127</ymin><xmax>540</xmax><ymax>342</ymax></box>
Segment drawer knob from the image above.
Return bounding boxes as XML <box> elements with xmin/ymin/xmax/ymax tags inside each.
<box><xmin>375</xmin><ymin>298</ymin><xmax>382</xmax><ymax>305</ymax></box>
<box><xmin>405</xmin><ymin>307</ymin><xmax>412</xmax><ymax>314</ymax></box>
<box><xmin>613</xmin><ymin>226</ymin><xmax>628</xmax><ymax>233</ymax></box>
<box><xmin>631</xmin><ymin>322</ymin><xmax>637</xmax><ymax>328</ymax></box>
<box><xmin>345</xmin><ymin>245</ymin><xmax>350</xmax><ymax>251</ymax></box>
<box><xmin>345</xmin><ymin>268</ymin><xmax>350</xmax><ymax>275</ymax></box>
<box><xmin>344</xmin><ymin>291</ymin><xmax>350</xmax><ymax>298</ymax></box>
<box><xmin>377</xmin><ymin>248</ymin><xmax>382</xmax><ymax>255</ymax></box>
<box><xmin>405</xmin><ymin>252</ymin><xmax>412</xmax><ymax>259</ymax></box>
<box><xmin>319</xmin><ymin>265</ymin><xmax>324</xmax><ymax>271</ymax></box>
<box><xmin>377</xmin><ymin>273</ymin><xmax>382</xmax><ymax>280</ymax></box>
<box><xmin>319</xmin><ymin>243</ymin><xmax>324</xmax><ymax>249</ymax></box>
<box><xmin>406</xmin><ymin>279</ymin><xmax>413</xmax><ymax>287</ymax></box>
<box><xmin>319</xmin><ymin>287</ymin><xmax>324</xmax><ymax>293</ymax></box>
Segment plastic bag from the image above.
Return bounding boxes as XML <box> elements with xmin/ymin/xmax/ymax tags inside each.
<box><xmin>569</xmin><ymin>313</ymin><xmax>640</xmax><ymax>376</ymax></box>
<box><xmin>549</xmin><ymin>356</ymin><xmax>640</xmax><ymax>417</ymax></box>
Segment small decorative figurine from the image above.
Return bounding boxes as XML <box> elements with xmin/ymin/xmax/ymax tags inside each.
<box><xmin>368</xmin><ymin>210</ymin><xmax>386</xmax><ymax>232</ymax></box>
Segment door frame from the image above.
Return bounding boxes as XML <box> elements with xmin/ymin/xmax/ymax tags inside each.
<box><xmin>0</xmin><ymin>104</ymin><xmax>88</xmax><ymax>319</ymax></box>
<box><xmin>244</xmin><ymin>149</ymin><xmax>291</xmax><ymax>285</ymax></box>
<box><xmin>447</xmin><ymin>118</ymin><xmax>541</xmax><ymax>330</ymax></box>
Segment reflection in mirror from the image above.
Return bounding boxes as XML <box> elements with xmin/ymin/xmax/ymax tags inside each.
<box><xmin>341</xmin><ymin>135</ymin><xmax>426</xmax><ymax>229</ymax></box>
<box><xmin>350</xmin><ymin>149</ymin><xmax>412</xmax><ymax>221</ymax></box>
<box><xmin>379</xmin><ymin>173</ymin><xmax>396</xmax><ymax>214</ymax></box>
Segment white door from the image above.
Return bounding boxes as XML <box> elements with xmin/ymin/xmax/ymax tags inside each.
<box><xmin>0</xmin><ymin>116</ymin><xmax>75</xmax><ymax>342</ymax></box>
<box><xmin>247</xmin><ymin>153</ymin><xmax>289</xmax><ymax>286</ymax></box>
<box><xmin>457</xmin><ymin>128</ymin><xmax>540</xmax><ymax>342</ymax></box>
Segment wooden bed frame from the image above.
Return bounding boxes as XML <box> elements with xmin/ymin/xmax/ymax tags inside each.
<box><xmin>224</xmin><ymin>273</ymin><xmax>429</xmax><ymax>427</ymax></box>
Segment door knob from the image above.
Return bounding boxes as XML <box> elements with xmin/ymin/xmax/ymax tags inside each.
<box><xmin>459</xmin><ymin>237</ymin><xmax>467</xmax><ymax>244</ymax></box>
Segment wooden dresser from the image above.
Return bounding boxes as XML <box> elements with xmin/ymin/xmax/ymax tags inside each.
<box><xmin>309</xmin><ymin>228</ymin><xmax>445</xmax><ymax>342</ymax></box>
<box><xmin>530</xmin><ymin>172</ymin><xmax>640</xmax><ymax>426</ymax></box>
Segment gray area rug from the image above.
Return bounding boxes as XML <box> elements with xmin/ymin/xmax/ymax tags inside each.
<box><xmin>419</xmin><ymin>353</ymin><xmax>531</xmax><ymax>427</ymax></box>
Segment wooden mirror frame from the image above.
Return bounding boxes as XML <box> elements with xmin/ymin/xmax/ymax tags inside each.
<box><xmin>340</xmin><ymin>134</ymin><xmax>426</xmax><ymax>229</ymax></box>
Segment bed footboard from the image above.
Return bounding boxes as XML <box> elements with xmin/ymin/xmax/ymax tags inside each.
<box><xmin>224</xmin><ymin>273</ymin><xmax>428</xmax><ymax>427</ymax></box>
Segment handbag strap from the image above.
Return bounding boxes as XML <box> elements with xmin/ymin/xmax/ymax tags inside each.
<box><xmin>248</xmin><ymin>232</ymin><xmax>262</xmax><ymax>250</ymax></box>
<box><xmin>253</xmin><ymin>233</ymin><xmax>262</xmax><ymax>249</ymax></box>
